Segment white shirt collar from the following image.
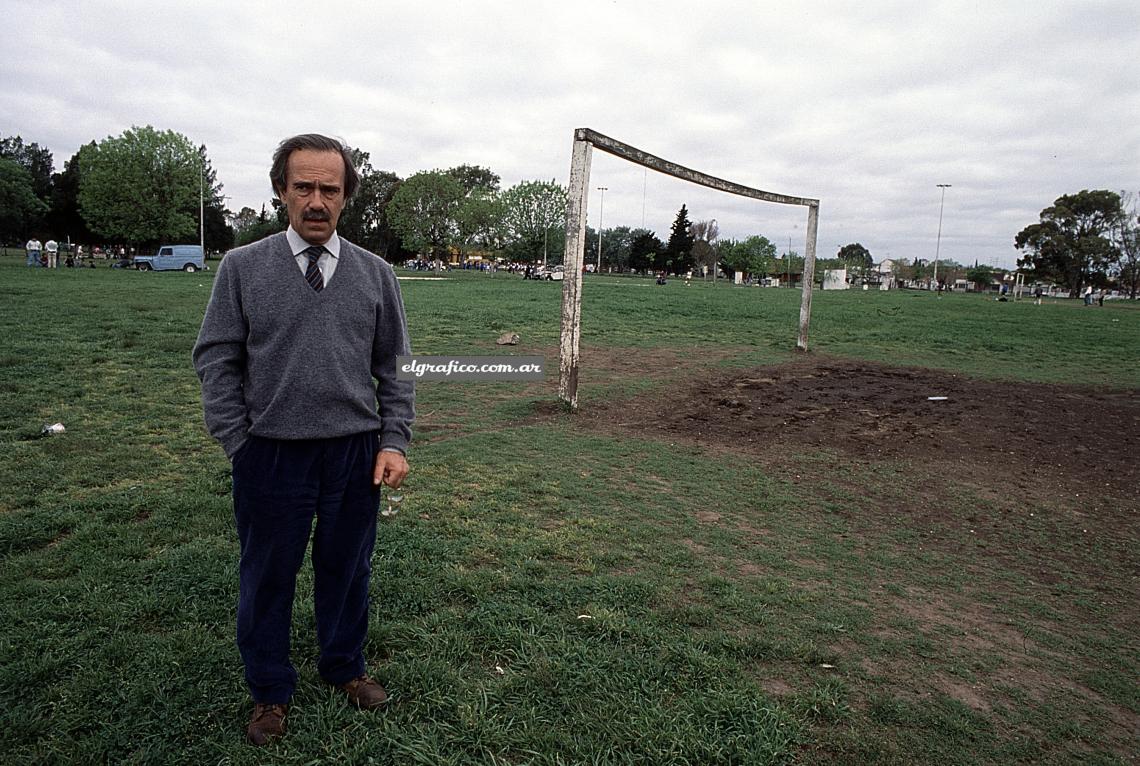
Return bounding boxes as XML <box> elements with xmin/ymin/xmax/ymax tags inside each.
<box><xmin>286</xmin><ymin>227</ymin><xmax>341</xmax><ymax>258</ymax></box>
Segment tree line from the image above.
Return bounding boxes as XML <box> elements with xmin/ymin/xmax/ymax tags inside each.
<box><xmin>1</xmin><ymin>128</ymin><xmax>231</xmax><ymax>253</ymax></box>
<box><xmin>8</xmin><ymin>128</ymin><xmax>1133</xmax><ymax>295</ymax></box>
<box><xmin>0</xmin><ymin>126</ymin><xmax>571</xmax><ymax>263</ymax></box>
<box><xmin>0</xmin><ymin>126</ymin><xmax>839</xmax><ymax>272</ymax></box>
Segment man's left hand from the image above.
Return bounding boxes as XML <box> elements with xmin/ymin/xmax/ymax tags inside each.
<box><xmin>373</xmin><ymin>450</ymin><xmax>408</xmax><ymax>489</ymax></box>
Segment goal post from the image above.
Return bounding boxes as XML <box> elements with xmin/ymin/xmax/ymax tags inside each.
<box><xmin>558</xmin><ymin>128</ymin><xmax>821</xmax><ymax>409</ymax></box>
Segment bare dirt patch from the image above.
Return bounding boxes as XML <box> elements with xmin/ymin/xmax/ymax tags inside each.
<box><xmin>578</xmin><ymin>354</ymin><xmax>1139</xmax><ymax>501</ymax></box>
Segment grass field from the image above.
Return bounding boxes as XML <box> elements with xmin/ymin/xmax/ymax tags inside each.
<box><xmin>0</xmin><ymin>256</ymin><xmax>1137</xmax><ymax>764</ymax></box>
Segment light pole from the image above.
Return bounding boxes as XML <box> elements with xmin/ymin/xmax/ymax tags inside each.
<box><xmin>933</xmin><ymin>183</ymin><xmax>951</xmax><ymax>290</ymax></box>
<box><xmin>709</xmin><ymin>218</ymin><xmax>718</xmax><ymax>283</ymax></box>
<box><xmin>199</xmin><ymin>163</ymin><xmax>205</xmax><ymax>253</ymax></box>
<box><xmin>198</xmin><ymin>145</ymin><xmax>209</xmax><ymax>253</ymax></box>
<box><xmin>596</xmin><ymin>186</ymin><xmax>607</xmax><ymax>273</ymax></box>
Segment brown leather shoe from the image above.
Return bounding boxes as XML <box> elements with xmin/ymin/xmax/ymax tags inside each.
<box><xmin>338</xmin><ymin>675</ymin><xmax>388</xmax><ymax>709</ymax></box>
<box><xmin>246</xmin><ymin>703</ymin><xmax>287</xmax><ymax>746</ymax></box>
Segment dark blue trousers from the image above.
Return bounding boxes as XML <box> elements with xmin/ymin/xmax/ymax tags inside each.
<box><xmin>231</xmin><ymin>431</ymin><xmax>380</xmax><ymax>704</ymax></box>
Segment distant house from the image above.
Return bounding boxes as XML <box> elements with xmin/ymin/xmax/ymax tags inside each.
<box><xmin>870</xmin><ymin>260</ymin><xmax>897</xmax><ymax>290</ymax></box>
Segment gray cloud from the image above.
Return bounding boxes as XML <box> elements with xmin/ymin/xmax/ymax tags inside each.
<box><xmin>2</xmin><ymin>0</ymin><xmax>1136</xmax><ymax>267</ymax></box>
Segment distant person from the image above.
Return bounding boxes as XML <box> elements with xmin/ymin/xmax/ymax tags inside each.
<box><xmin>44</xmin><ymin>239</ymin><xmax>58</xmax><ymax>268</ymax></box>
<box><xmin>1082</xmin><ymin>285</ymin><xmax>1093</xmax><ymax>306</ymax></box>
<box><xmin>25</xmin><ymin>237</ymin><xmax>41</xmax><ymax>267</ymax></box>
<box><xmin>1097</xmin><ymin>289</ymin><xmax>1105</xmax><ymax>307</ymax></box>
<box><xmin>1033</xmin><ymin>286</ymin><xmax>1043</xmax><ymax>305</ymax></box>
<box><xmin>193</xmin><ymin>133</ymin><xmax>415</xmax><ymax>747</ymax></box>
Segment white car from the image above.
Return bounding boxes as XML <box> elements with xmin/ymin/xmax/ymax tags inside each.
<box><xmin>536</xmin><ymin>265</ymin><xmax>565</xmax><ymax>281</ymax></box>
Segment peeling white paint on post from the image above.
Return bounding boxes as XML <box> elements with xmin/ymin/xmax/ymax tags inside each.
<box><xmin>797</xmin><ymin>203</ymin><xmax>820</xmax><ymax>351</ymax></box>
<box><xmin>558</xmin><ymin>135</ymin><xmax>592</xmax><ymax>408</ymax></box>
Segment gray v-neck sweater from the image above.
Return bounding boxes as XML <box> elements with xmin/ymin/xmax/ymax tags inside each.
<box><xmin>193</xmin><ymin>232</ymin><xmax>414</xmax><ymax>458</ymax></box>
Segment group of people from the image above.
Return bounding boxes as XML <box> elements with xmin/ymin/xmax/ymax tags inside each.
<box><xmin>24</xmin><ymin>237</ymin><xmax>60</xmax><ymax>268</ymax></box>
<box><xmin>1082</xmin><ymin>285</ymin><xmax>1108</xmax><ymax>307</ymax></box>
<box><xmin>23</xmin><ymin>239</ymin><xmax>132</xmax><ymax>269</ymax></box>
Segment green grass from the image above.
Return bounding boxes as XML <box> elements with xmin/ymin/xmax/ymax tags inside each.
<box><xmin>0</xmin><ymin>256</ymin><xmax>1136</xmax><ymax>764</ymax></box>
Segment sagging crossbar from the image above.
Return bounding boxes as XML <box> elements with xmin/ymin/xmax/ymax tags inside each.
<box><xmin>559</xmin><ymin>128</ymin><xmax>820</xmax><ymax>409</ymax></box>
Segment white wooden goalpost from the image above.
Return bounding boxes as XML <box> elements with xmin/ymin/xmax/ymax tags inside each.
<box><xmin>558</xmin><ymin>128</ymin><xmax>821</xmax><ymax>409</ymax></box>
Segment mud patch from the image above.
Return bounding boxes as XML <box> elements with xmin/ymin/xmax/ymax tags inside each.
<box><xmin>578</xmin><ymin>355</ymin><xmax>1139</xmax><ymax>500</ymax></box>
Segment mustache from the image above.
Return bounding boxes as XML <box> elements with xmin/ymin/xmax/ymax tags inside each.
<box><xmin>303</xmin><ymin>210</ymin><xmax>331</xmax><ymax>222</ymax></box>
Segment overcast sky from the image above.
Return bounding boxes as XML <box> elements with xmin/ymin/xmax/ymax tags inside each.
<box><xmin>3</xmin><ymin>0</ymin><xmax>1137</xmax><ymax>267</ymax></box>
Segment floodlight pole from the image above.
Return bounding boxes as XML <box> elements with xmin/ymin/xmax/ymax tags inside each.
<box><xmin>933</xmin><ymin>184</ymin><xmax>951</xmax><ymax>290</ymax></box>
<box><xmin>596</xmin><ymin>186</ymin><xmax>607</xmax><ymax>273</ymax></box>
<box><xmin>711</xmin><ymin>218</ymin><xmax>718</xmax><ymax>284</ymax></box>
<box><xmin>199</xmin><ymin>162</ymin><xmax>205</xmax><ymax>253</ymax></box>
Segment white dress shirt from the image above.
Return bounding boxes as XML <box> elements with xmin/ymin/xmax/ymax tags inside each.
<box><xmin>286</xmin><ymin>227</ymin><xmax>341</xmax><ymax>286</ymax></box>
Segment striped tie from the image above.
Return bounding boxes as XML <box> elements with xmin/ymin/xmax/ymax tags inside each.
<box><xmin>304</xmin><ymin>246</ymin><xmax>324</xmax><ymax>292</ymax></box>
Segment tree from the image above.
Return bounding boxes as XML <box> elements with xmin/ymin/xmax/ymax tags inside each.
<box><xmin>600</xmin><ymin>225</ymin><xmax>640</xmax><ymax>272</ymax></box>
<box><xmin>234</xmin><ymin>204</ymin><xmax>284</xmax><ymax>247</ymax></box>
<box><xmin>719</xmin><ymin>235</ymin><xmax>777</xmax><ymax>279</ymax></box>
<box><xmin>0</xmin><ymin>135</ymin><xmax>54</xmax><ymax>202</ymax></box>
<box><xmin>629</xmin><ymin>231</ymin><xmax>663</xmax><ymax>273</ymax></box>
<box><xmin>663</xmin><ymin>204</ymin><xmax>695</xmax><ymax>274</ymax></box>
<box><xmin>690</xmin><ymin>219</ymin><xmax>720</xmax><ymax>276</ymax></box>
<box><xmin>838</xmin><ymin>243</ymin><xmax>872</xmax><ymax>270</ymax></box>
<box><xmin>1111</xmin><ymin>191</ymin><xmax>1140</xmax><ymax>299</ymax></box>
<box><xmin>196</xmin><ymin>144</ymin><xmax>233</xmax><ymax>253</ymax></box>
<box><xmin>78</xmin><ymin>126</ymin><xmax>205</xmax><ymax>248</ymax></box>
<box><xmin>0</xmin><ymin>158</ymin><xmax>48</xmax><ymax>244</ymax></box>
<box><xmin>386</xmin><ymin>171</ymin><xmax>466</xmax><ymax>258</ymax></box>
<box><xmin>446</xmin><ymin>164</ymin><xmax>500</xmax><ymax>195</ymax></box>
<box><xmin>966</xmin><ymin>264</ymin><xmax>997</xmax><ymax>289</ymax></box>
<box><xmin>1015</xmin><ymin>190</ymin><xmax>1122</xmax><ymax>297</ymax></box>
<box><xmin>46</xmin><ymin>146</ymin><xmax>97</xmax><ymax>244</ymax></box>
<box><xmin>203</xmin><ymin>202</ymin><xmax>234</xmax><ymax>253</ymax></box>
<box><xmin>456</xmin><ymin>189</ymin><xmax>505</xmax><ymax>255</ymax></box>
<box><xmin>231</xmin><ymin>206</ymin><xmax>261</xmax><ymax>238</ymax></box>
<box><xmin>337</xmin><ymin>149</ymin><xmax>404</xmax><ymax>257</ymax></box>
<box><xmin>500</xmin><ymin>179</ymin><xmax>567</xmax><ymax>263</ymax></box>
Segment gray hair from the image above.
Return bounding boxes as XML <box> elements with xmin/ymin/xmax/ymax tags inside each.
<box><xmin>270</xmin><ymin>133</ymin><xmax>361</xmax><ymax>200</ymax></box>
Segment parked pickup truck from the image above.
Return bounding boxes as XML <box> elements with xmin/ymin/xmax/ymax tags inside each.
<box><xmin>134</xmin><ymin>244</ymin><xmax>206</xmax><ymax>272</ymax></box>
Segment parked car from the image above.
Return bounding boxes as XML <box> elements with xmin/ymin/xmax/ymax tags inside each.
<box><xmin>535</xmin><ymin>265</ymin><xmax>565</xmax><ymax>281</ymax></box>
<box><xmin>133</xmin><ymin>244</ymin><xmax>206</xmax><ymax>272</ymax></box>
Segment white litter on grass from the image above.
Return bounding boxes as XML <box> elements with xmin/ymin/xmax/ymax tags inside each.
<box><xmin>41</xmin><ymin>422</ymin><xmax>66</xmax><ymax>435</ymax></box>
<box><xmin>927</xmin><ymin>396</ymin><xmax>949</xmax><ymax>401</ymax></box>
<box><xmin>820</xmin><ymin>664</ymin><xmax>836</xmax><ymax>669</ymax></box>
<box><xmin>577</xmin><ymin>614</ymin><xmax>594</xmax><ymax>620</ymax></box>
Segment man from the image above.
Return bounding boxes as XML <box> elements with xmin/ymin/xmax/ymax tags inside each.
<box><xmin>44</xmin><ymin>238</ymin><xmax>58</xmax><ymax>268</ymax></box>
<box><xmin>25</xmin><ymin>237</ymin><xmax>41</xmax><ymax>267</ymax></box>
<box><xmin>192</xmin><ymin>134</ymin><xmax>414</xmax><ymax>746</ymax></box>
